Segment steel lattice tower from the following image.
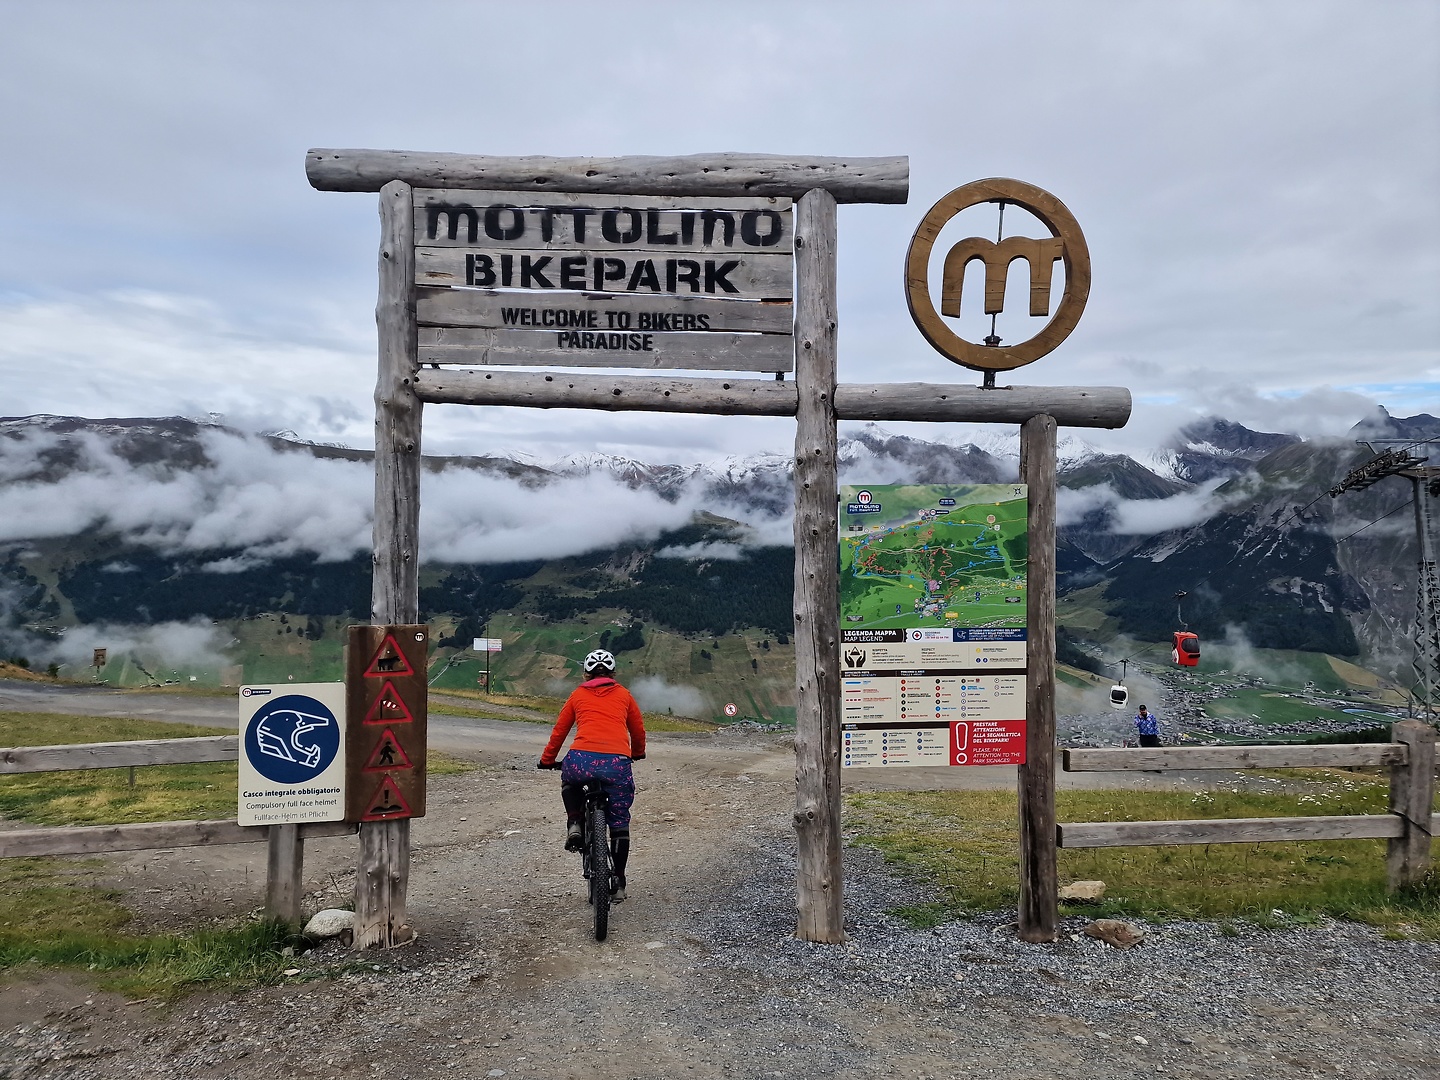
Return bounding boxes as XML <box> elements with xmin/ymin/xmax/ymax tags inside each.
<box><xmin>1328</xmin><ymin>441</ymin><xmax>1440</xmax><ymax>720</ymax></box>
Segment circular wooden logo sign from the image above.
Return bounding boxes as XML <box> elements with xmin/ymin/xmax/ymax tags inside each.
<box><xmin>905</xmin><ymin>178</ymin><xmax>1090</xmax><ymax>373</ymax></box>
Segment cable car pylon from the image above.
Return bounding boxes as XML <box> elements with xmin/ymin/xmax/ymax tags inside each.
<box><xmin>1329</xmin><ymin>438</ymin><xmax>1440</xmax><ymax>721</ymax></box>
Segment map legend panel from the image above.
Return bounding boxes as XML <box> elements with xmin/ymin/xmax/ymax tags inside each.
<box><xmin>841</xmin><ymin>719</ymin><xmax>1027</xmax><ymax>768</ymax></box>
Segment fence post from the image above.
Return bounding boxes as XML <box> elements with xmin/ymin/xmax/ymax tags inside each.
<box><xmin>1388</xmin><ymin>720</ymin><xmax>1436</xmax><ymax>891</ymax></box>
<box><xmin>265</xmin><ymin>824</ymin><xmax>304</xmax><ymax>925</ymax></box>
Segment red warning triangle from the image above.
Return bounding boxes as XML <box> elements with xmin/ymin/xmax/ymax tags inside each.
<box><xmin>363</xmin><ymin>728</ymin><xmax>413</xmax><ymax>771</ymax></box>
<box><xmin>363</xmin><ymin>633</ymin><xmax>415</xmax><ymax>678</ymax></box>
<box><xmin>363</xmin><ymin>680</ymin><xmax>415</xmax><ymax>724</ymax></box>
<box><xmin>361</xmin><ymin>775</ymin><xmax>412</xmax><ymax>821</ymax></box>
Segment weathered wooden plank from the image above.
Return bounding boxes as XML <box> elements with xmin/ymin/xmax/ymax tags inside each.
<box><xmin>360</xmin><ymin>179</ymin><xmax>421</xmax><ymax>951</ymax></box>
<box><xmin>1058</xmin><ymin>814</ymin><xmax>1406</xmax><ymax>849</ymax></box>
<box><xmin>308</xmin><ymin>149</ymin><xmax>910</xmax><ymax>204</ymax></box>
<box><xmin>834</xmin><ymin>384</ymin><xmax>1131</xmax><ymax>429</ymax></box>
<box><xmin>415</xmin><ymin>369</ymin><xmax>797</xmax><ymax>414</ymax></box>
<box><xmin>1017</xmin><ymin>415</ymin><xmax>1057</xmax><ymax>943</ymax></box>
<box><xmin>414</xmin><ymin>188</ymin><xmax>792</xmax><ymax>212</ymax></box>
<box><xmin>266</xmin><ymin>823</ymin><xmax>303</xmax><ymax>925</ymax></box>
<box><xmin>0</xmin><ymin>819</ymin><xmax>355</xmax><ymax>859</ymax></box>
<box><xmin>792</xmin><ymin>189</ymin><xmax>843</xmax><ymax>945</ymax></box>
<box><xmin>415</xmin><ymin>247</ymin><xmax>793</xmax><ymax>300</ymax></box>
<box><xmin>1063</xmin><ymin>743</ymin><xmax>1409</xmax><ymax>772</ymax></box>
<box><xmin>418</xmin><ymin>328</ymin><xmax>794</xmax><ymax>372</ymax></box>
<box><xmin>415</xmin><ymin>193</ymin><xmax>792</xmax><ymax>253</ymax></box>
<box><xmin>0</xmin><ymin>736</ymin><xmax>238</xmax><ymax>774</ymax></box>
<box><xmin>416</xmin><ymin>287</ymin><xmax>793</xmax><ymax>335</ymax></box>
<box><xmin>1387</xmin><ymin>720</ymin><xmax>1436</xmax><ymax>890</ymax></box>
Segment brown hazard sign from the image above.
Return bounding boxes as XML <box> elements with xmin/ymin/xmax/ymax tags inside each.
<box><xmin>345</xmin><ymin>624</ymin><xmax>427</xmax><ymax>821</ymax></box>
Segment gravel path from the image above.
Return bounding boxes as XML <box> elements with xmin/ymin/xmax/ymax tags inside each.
<box><xmin>1</xmin><ymin>723</ymin><xmax>1436</xmax><ymax>1079</ymax></box>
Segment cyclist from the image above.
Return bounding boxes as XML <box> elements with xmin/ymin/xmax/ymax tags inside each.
<box><xmin>538</xmin><ymin>649</ymin><xmax>646</xmax><ymax>901</ymax></box>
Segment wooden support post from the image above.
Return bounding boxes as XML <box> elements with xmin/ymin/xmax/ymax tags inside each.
<box><xmin>792</xmin><ymin>188</ymin><xmax>843</xmax><ymax>944</ymax></box>
<box><xmin>265</xmin><ymin>823</ymin><xmax>303</xmax><ymax>926</ymax></box>
<box><xmin>1017</xmin><ymin>414</ymin><xmax>1059</xmax><ymax>942</ymax></box>
<box><xmin>1388</xmin><ymin>719</ymin><xmax>1436</xmax><ymax>891</ymax></box>
<box><xmin>355</xmin><ymin>178</ymin><xmax>421</xmax><ymax>950</ymax></box>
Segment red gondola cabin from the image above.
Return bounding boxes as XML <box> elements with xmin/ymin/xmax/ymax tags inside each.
<box><xmin>1172</xmin><ymin>631</ymin><xmax>1200</xmax><ymax>667</ymax></box>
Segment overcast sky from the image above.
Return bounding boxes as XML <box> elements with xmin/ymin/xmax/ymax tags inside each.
<box><xmin>1</xmin><ymin>1</ymin><xmax>1436</xmax><ymax>463</ymax></box>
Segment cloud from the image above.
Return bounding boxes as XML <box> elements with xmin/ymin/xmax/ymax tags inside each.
<box><xmin>0</xmin><ymin>423</ymin><xmax>793</xmax><ymax>567</ymax></box>
<box><xmin>654</xmin><ymin>541</ymin><xmax>747</xmax><ymax>561</ymax></box>
<box><xmin>0</xmin><ymin>4</ymin><xmax>1435</xmax><ymax>465</ymax></box>
<box><xmin>19</xmin><ymin>618</ymin><xmax>233</xmax><ymax>676</ymax></box>
<box><xmin>628</xmin><ymin>675</ymin><xmax>706</xmax><ymax>717</ymax></box>
<box><xmin>1057</xmin><ymin>477</ymin><xmax>1234</xmax><ymax>535</ymax></box>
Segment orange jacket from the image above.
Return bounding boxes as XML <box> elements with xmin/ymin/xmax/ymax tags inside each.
<box><xmin>540</xmin><ymin>677</ymin><xmax>646</xmax><ymax>763</ymax></box>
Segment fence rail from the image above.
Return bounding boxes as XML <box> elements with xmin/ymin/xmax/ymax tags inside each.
<box><xmin>0</xmin><ymin>735</ymin><xmax>238</xmax><ymax>773</ymax></box>
<box><xmin>0</xmin><ymin>734</ymin><xmax>352</xmax><ymax>923</ymax></box>
<box><xmin>0</xmin><ymin>818</ymin><xmax>354</xmax><ymax>859</ymax></box>
<box><xmin>1056</xmin><ymin>721</ymin><xmax>1437</xmax><ymax>892</ymax></box>
<box><xmin>1062</xmin><ymin>743</ymin><xmax>1407</xmax><ymax>772</ymax></box>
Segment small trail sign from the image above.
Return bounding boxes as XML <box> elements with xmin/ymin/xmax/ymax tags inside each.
<box><xmin>346</xmin><ymin>625</ymin><xmax>428</xmax><ymax>822</ymax></box>
<box><xmin>92</xmin><ymin>648</ymin><xmax>107</xmax><ymax>669</ymax></box>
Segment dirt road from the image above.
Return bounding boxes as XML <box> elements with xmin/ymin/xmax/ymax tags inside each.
<box><xmin>1</xmin><ymin>681</ymin><xmax>1436</xmax><ymax>1078</ymax></box>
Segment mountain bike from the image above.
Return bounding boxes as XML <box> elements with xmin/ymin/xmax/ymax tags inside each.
<box><xmin>579</xmin><ymin>779</ymin><xmax>616</xmax><ymax>941</ymax></box>
<box><xmin>539</xmin><ymin>763</ymin><xmax>620</xmax><ymax>941</ymax></box>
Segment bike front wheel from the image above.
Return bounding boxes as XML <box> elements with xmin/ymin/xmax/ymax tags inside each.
<box><xmin>589</xmin><ymin>799</ymin><xmax>610</xmax><ymax>941</ymax></box>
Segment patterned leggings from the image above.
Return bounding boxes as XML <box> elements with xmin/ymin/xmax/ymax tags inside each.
<box><xmin>559</xmin><ymin>749</ymin><xmax>636</xmax><ymax>831</ymax></box>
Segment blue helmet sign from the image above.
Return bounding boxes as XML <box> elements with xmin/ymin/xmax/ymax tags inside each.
<box><xmin>243</xmin><ymin>694</ymin><xmax>341</xmax><ymax>784</ymax></box>
<box><xmin>238</xmin><ymin>683</ymin><xmax>346</xmax><ymax>826</ymax></box>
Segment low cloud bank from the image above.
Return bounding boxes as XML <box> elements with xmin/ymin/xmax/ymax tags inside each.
<box><xmin>0</xmin><ymin>426</ymin><xmax>779</xmax><ymax>565</ymax></box>
<box><xmin>1057</xmin><ymin>478</ymin><xmax>1234</xmax><ymax>535</ymax></box>
<box><xmin>629</xmin><ymin>675</ymin><xmax>706</xmax><ymax>717</ymax></box>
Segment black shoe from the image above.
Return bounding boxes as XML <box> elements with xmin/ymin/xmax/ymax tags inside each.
<box><xmin>611</xmin><ymin>876</ymin><xmax>627</xmax><ymax>902</ymax></box>
<box><xmin>564</xmin><ymin>822</ymin><xmax>583</xmax><ymax>851</ymax></box>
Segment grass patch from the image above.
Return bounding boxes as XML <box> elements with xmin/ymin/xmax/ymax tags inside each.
<box><xmin>1203</xmin><ymin>688</ymin><xmax>1361</xmax><ymax>730</ymax></box>
<box><xmin>427</xmin><ymin>750</ymin><xmax>475</xmax><ymax>776</ymax></box>
<box><xmin>847</xmin><ymin>778</ymin><xmax>1440</xmax><ymax>936</ymax></box>
<box><xmin>0</xmin><ymin>712</ymin><xmax>236</xmax><ymax>826</ymax></box>
<box><xmin>0</xmin><ymin>858</ymin><xmax>319</xmax><ymax>996</ymax></box>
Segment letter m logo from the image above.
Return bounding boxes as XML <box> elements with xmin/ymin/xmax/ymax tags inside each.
<box><xmin>424</xmin><ymin>204</ymin><xmax>480</xmax><ymax>242</ymax></box>
<box><xmin>941</xmin><ymin>236</ymin><xmax>1065</xmax><ymax>318</ymax></box>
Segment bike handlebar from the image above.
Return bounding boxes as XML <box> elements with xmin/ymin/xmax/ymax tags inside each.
<box><xmin>537</xmin><ymin>761</ymin><xmax>562</xmax><ymax>770</ymax></box>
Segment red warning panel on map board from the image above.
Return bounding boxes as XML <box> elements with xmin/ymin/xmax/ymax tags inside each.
<box><xmin>345</xmin><ymin>624</ymin><xmax>428</xmax><ymax>821</ymax></box>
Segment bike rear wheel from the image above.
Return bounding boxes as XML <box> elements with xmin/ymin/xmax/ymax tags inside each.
<box><xmin>588</xmin><ymin>798</ymin><xmax>610</xmax><ymax>941</ymax></box>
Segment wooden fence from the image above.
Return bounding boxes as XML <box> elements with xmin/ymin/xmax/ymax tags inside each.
<box><xmin>1058</xmin><ymin>720</ymin><xmax>1437</xmax><ymax>892</ymax></box>
<box><xmin>0</xmin><ymin>735</ymin><xmax>355</xmax><ymax>924</ymax></box>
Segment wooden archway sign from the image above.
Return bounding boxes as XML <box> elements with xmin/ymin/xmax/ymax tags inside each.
<box><xmin>905</xmin><ymin>178</ymin><xmax>1091</xmax><ymax>372</ymax></box>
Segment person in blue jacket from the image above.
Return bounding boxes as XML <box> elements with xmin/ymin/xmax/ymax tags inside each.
<box><xmin>1134</xmin><ymin>704</ymin><xmax>1161</xmax><ymax>748</ymax></box>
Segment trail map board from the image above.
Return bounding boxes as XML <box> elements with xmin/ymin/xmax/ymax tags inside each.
<box><xmin>839</xmin><ymin>484</ymin><xmax>1028</xmax><ymax>767</ymax></box>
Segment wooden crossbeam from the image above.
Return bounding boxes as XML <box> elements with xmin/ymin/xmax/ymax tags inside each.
<box><xmin>412</xmin><ymin>370</ymin><xmax>1133</xmax><ymax>428</ymax></box>
<box><xmin>307</xmin><ymin>150</ymin><xmax>910</xmax><ymax>203</ymax></box>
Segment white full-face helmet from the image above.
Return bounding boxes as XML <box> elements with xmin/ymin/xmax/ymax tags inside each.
<box><xmin>583</xmin><ymin>649</ymin><xmax>616</xmax><ymax>674</ymax></box>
